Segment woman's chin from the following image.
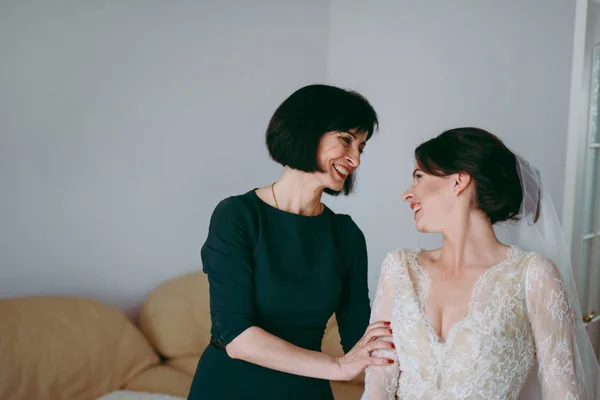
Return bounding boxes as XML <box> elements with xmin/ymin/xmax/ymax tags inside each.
<box><xmin>325</xmin><ymin>180</ymin><xmax>345</xmax><ymax>192</ymax></box>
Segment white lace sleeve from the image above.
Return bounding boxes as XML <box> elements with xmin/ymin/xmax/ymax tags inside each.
<box><xmin>361</xmin><ymin>253</ymin><xmax>399</xmax><ymax>400</ymax></box>
<box><xmin>525</xmin><ymin>254</ymin><xmax>583</xmax><ymax>399</ymax></box>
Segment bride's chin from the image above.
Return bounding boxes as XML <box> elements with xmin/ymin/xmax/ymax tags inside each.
<box><xmin>415</xmin><ymin>223</ymin><xmax>428</xmax><ymax>233</ymax></box>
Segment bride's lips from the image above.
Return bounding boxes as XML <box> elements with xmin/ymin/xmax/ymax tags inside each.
<box><xmin>410</xmin><ymin>202</ymin><xmax>422</xmax><ymax>218</ymax></box>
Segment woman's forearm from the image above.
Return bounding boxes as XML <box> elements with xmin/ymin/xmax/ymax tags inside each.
<box><xmin>225</xmin><ymin>326</ymin><xmax>344</xmax><ymax>380</ymax></box>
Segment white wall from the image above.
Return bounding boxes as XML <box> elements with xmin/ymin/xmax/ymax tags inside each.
<box><xmin>325</xmin><ymin>0</ymin><xmax>577</xmax><ymax>293</ymax></box>
<box><xmin>0</xmin><ymin>1</ymin><xmax>329</xmax><ymax>315</ymax></box>
<box><xmin>0</xmin><ymin>1</ymin><xmax>579</xmax><ymax>312</ymax></box>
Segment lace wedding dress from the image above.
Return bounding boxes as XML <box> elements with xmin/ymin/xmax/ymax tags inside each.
<box><xmin>361</xmin><ymin>246</ymin><xmax>585</xmax><ymax>399</ymax></box>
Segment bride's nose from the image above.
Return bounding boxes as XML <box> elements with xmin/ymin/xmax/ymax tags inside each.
<box><xmin>402</xmin><ymin>188</ymin><xmax>413</xmax><ymax>202</ymax></box>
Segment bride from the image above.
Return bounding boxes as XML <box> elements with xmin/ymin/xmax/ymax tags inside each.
<box><xmin>362</xmin><ymin>127</ymin><xmax>600</xmax><ymax>399</ymax></box>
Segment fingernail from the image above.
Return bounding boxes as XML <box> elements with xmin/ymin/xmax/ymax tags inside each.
<box><xmin>388</xmin><ymin>359</ymin><xmax>394</xmax><ymax>364</ymax></box>
<box><xmin>392</xmin><ymin>343</ymin><xmax>396</xmax><ymax>349</ymax></box>
<box><xmin>384</xmin><ymin>321</ymin><xmax>391</xmax><ymax>326</ymax></box>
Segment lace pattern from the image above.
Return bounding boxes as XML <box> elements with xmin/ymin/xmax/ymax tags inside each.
<box><xmin>361</xmin><ymin>247</ymin><xmax>585</xmax><ymax>399</ymax></box>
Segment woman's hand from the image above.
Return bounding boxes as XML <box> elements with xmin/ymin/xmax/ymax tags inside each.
<box><xmin>334</xmin><ymin>320</ymin><xmax>395</xmax><ymax>381</ymax></box>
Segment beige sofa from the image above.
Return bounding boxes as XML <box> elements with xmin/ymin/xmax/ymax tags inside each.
<box><xmin>0</xmin><ymin>271</ymin><xmax>364</xmax><ymax>400</ymax></box>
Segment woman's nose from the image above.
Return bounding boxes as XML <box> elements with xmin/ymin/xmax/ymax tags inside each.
<box><xmin>346</xmin><ymin>149</ymin><xmax>360</xmax><ymax>168</ymax></box>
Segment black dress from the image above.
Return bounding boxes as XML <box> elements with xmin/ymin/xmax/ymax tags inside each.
<box><xmin>187</xmin><ymin>190</ymin><xmax>371</xmax><ymax>400</ymax></box>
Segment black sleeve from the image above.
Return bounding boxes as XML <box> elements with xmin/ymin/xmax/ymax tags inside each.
<box><xmin>201</xmin><ymin>196</ymin><xmax>256</xmax><ymax>345</ymax></box>
<box><xmin>335</xmin><ymin>216</ymin><xmax>371</xmax><ymax>353</ymax></box>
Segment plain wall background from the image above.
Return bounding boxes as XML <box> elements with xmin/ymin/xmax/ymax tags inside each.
<box><xmin>0</xmin><ymin>0</ymin><xmax>577</xmax><ymax>312</ymax></box>
<box><xmin>326</xmin><ymin>0</ymin><xmax>576</xmax><ymax>292</ymax></box>
<box><xmin>0</xmin><ymin>1</ymin><xmax>330</xmax><ymax>314</ymax></box>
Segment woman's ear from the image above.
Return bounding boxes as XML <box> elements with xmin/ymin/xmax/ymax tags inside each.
<box><xmin>453</xmin><ymin>172</ymin><xmax>472</xmax><ymax>195</ymax></box>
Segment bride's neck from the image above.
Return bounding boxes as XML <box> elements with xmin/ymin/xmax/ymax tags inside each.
<box><xmin>438</xmin><ymin>210</ymin><xmax>507</xmax><ymax>271</ymax></box>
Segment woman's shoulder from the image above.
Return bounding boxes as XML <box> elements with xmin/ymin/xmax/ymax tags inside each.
<box><xmin>327</xmin><ymin>212</ymin><xmax>368</xmax><ymax>245</ymax></box>
<box><xmin>208</xmin><ymin>190</ymin><xmax>260</xmax><ymax>226</ymax></box>
<box><xmin>212</xmin><ymin>189</ymin><xmax>259</xmax><ymax>209</ymax></box>
<box><xmin>330</xmin><ymin>211</ymin><xmax>360</xmax><ymax>230</ymax></box>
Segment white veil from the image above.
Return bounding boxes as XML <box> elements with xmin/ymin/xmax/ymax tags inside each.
<box><xmin>493</xmin><ymin>154</ymin><xmax>600</xmax><ymax>399</ymax></box>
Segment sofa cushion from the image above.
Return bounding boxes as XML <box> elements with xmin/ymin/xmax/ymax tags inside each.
<box><xmin>125</xmin><ymin>365</ymin><xmax>193</xmax><ymax>398</ymax></box>
<box><xmin>0</xmin><ymin>296</ymin><xmax>160</xmax><ymax>400</ymax></box>
<box><xmin>138</xmin><ymin>272</ymin><xmax>210</xmax><ymax>358</ymax></box>
<box><xmin>322</xmin><ymin>314</ymin><xmax>345</xmax><ymax>356</ymax></box>
<box><xmin>96</xmin><ymin>390</ymin><xmax>184</xmax><ymax>400</ymax></box>
<box><xmin>166</xmin><ymin>355</ymin><xmax>200</xmax><ymax>376</ymax></box>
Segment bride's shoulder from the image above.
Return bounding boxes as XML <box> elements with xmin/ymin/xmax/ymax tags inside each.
<box><xmin>511</xmin><ymin>247</ymin><xmax>563</xmax><ymax>280</ymax></box>
<box><xmin>383</xmin><ymin>247</ymin><xmax>420</xmax><ymax>260</ymax></box>
<box><xmin>379</xmin><ymin>247</ymin><xmax>426</xmax><ymax>270</ymax></box>
<box><xmin>511</xmin><ymin>246</ymin><xmax>554</xmax><ymax>266</ymax></box>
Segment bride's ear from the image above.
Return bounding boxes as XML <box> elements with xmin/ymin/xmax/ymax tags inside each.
<box><xmin>452</xmin><ymin>172</ymin><xmax>472</xmax><ymax>195</ymax></box>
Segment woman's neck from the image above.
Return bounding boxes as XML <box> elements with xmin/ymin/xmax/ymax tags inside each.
<box><xmin>270</xmin><ymin>168</ymin><xmax>324</xmax><ymax>216</ymax></box>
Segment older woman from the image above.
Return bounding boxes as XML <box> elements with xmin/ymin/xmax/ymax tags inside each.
<box><xmin>188</xmin><ymin>84</ymin><xmax>394</xmax><ymax>400</ymax></box>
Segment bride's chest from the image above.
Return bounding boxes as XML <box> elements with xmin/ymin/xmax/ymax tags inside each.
<box><xmin>391</xmin><ymin>263</ymin><xmax>533</xmax><ymax>352</ymax></box>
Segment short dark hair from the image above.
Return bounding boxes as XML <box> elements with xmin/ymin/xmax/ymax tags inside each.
<box><xmin>414</xmin><ymin>127</ymin><xmax>523</xmax><ymax>224</ymax></box>
<box><xmin>266</xmin><ymin>84</ymin><xmax>378</xmax><ymax>195</ymax></box>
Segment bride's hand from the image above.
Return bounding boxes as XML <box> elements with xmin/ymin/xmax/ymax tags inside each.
<box><xmin>334</xmin><ymin>320</ymin><xmax>395</xmax><ymax>381</ymax></box>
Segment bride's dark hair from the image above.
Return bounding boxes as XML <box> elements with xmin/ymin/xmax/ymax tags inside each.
<box><xmin>414</xmin><ymin>127</ymin><xmax>523</xmax><ymax>225</ymax></box>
